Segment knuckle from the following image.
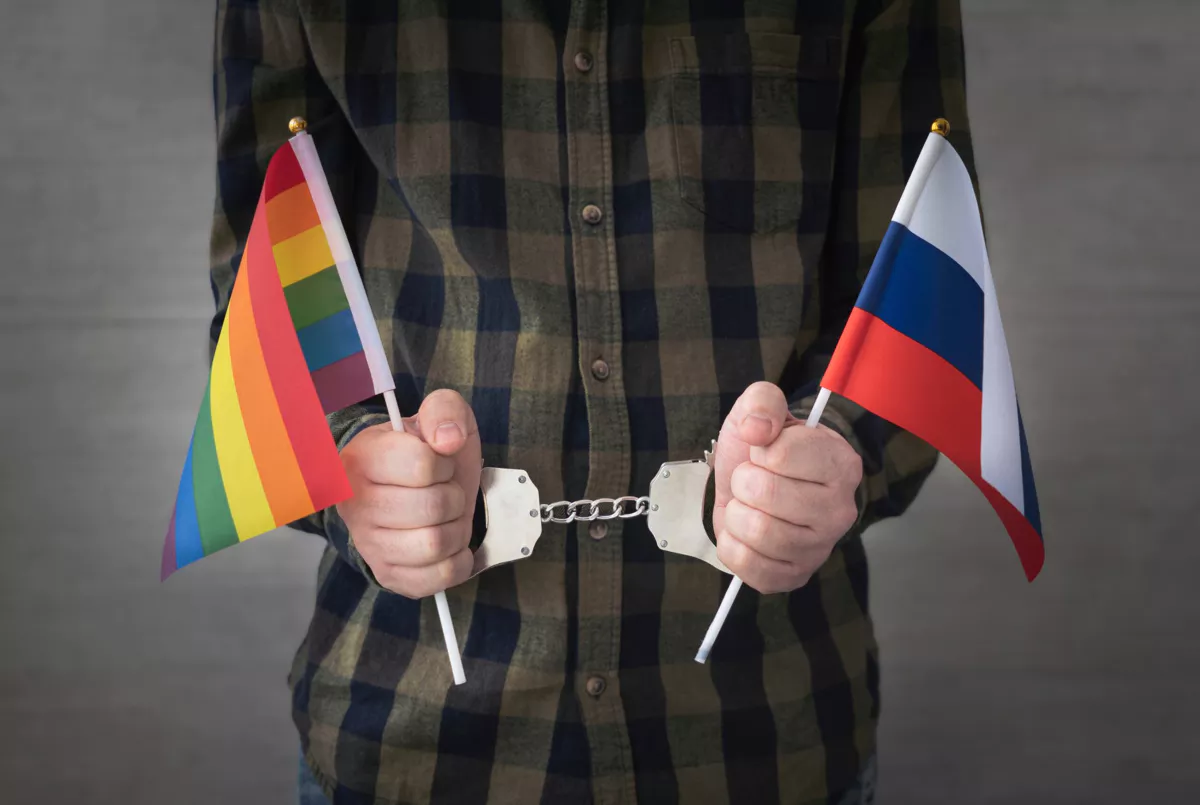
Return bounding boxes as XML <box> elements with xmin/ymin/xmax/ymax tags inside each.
<box><xmin>452</xmin><ymin>550</ymin><xmax>473</xmax><ymax>582</ymax></box>
<box><xmin>716</xmin><ymin>533</ymin><xmax>750</xmax><ymax>574</ymax></box>
<box><xmin>755</xmin><ymin>467</ymin><xmax>777</xmax><ymax>505</ymax></box>
<box><xmin>845</xmin><ymin>455</ymin><xmax>864</xmax><ymax>485</ymax></box>
<box><xmin>731</xmin><ymin>464</ymin><xmax>755</xmax><ymax>503</ymax></box>
<box><xmin>446</xmin><ymin>484</ymin><xmax>466</xmax><ymax>520</ymax></box>
<box><xmin>433</xmin><ymin>455</ymin><xmax>456</xmax><ymax>484</ymax></box>
<box><xmin>424</xmin><ymin>527</ymin><xmax>450</xmax><ymax>561</ymax></box>
<box><xmin>828</xmin><ymin>435</ymin><xmax>854</xmax><ymax>466</ymax></box>
<box><xmin>744</xmin><ymin>567</ymin><xmax>776</xmax><ymax>595</ymax></box>
<box><xmin>435</xmin><ymin>559</ymin><xmax>455</xmax><ymax>589</ymax></box>
<box><xmin>742</xmin><ymin>506</ymin><xmax>772</xmax><ymax>545</ymax></box>
<box><xmin>818</xmin><ymin>490</ymin><xmax>858</xmax><ymax>536</ymax></box>
<box><xmin>410</xmin><ymin>450</ymin><xmax>440</xmax><ymax>486</ymax></box>
<box><xmin>435</xmin><ymin>551</ymin><xmax>471</xmax><ymax>590</ymax></box>
<box><xmin>788</xmin><ymin>570</ymin><xmax>814</xmax><ymax>593</ymax></box>
<box><xmin>366</xmin><ymin>484</ymin><xmax>402</xmax><ymax>523</ymax></box>
<box><xmin>422</xmin><ymin>525</ymin><xmax>463</xmax><ymax>563</ymax></box>
<box><xmin>839</xmin><ymin>501</ymin><xmax>860</xmax><ymax>532</ymax></box>
<box><xmin>362</xmin><ymin>433</ymin><xmax>407</xmax><ymax>484</ymax></box>
<box><xmin>754</xmin><ymin>440</ymin><xmax>787</xmax><ymax>475</ymax></box>
<box><xmin>421</xmin><ymin>487</ymin><xmax>457</xmax><ymax>525</ymax></box>
<box><xmin>377</xmin><ymin>566</ymin><xmax>411</xmax><ymax>597</ymax></box>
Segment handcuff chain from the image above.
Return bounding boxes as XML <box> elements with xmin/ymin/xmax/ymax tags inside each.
<box><xmin>541</xmin><ymin>495</ymin><xmax>652</xmax><ymax>524</ymax></box>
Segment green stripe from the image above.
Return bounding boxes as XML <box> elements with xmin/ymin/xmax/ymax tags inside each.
<box><xmin>191</xmin><ymin>384</ymin><xmax>238</xmax><ymax>556</ymax></box>
<box><xmin>284</xmin><ymin>265</ymin><xmax>350</xmax><ymax>330</ymax></box>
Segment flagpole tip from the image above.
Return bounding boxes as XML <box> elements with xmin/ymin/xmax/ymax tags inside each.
<box><xmin>288</xmin><ymin>116</ymin><xmax>308</xmax><ymax>135</ymax></box>
<box><xmin>931</xmin><ymin>118</ymin><xmax>950</xmax><ymax>137</ymax></box>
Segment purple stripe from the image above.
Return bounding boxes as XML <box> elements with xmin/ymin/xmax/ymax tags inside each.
<box><xmin>312</xmin><ymin>351</ymin><xmax>376</xmax><ymax>415</ymax></box>
<box><xmin>161</xmin><ymin>503</ymin><xmax>177</xmax><ymax>582</ymax></box>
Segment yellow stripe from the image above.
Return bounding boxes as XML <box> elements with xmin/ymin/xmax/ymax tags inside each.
<box><xmin>210</xmin><ymin>323</ymin><xmax>277</xmax><ymax>541</ymax></box>
<box><xmin>273</xmin><ymin>225</ymin><xmax>335</xmax><ymax>287</ymax></box>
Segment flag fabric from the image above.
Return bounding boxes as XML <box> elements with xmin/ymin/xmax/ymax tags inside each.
<box><xmin>162</xmin><ymin>131</ymin><xmax>394</xmax><ymax>579</ymax></box>
<box><xmin>821</xmin><ymin>130</ymin><xmax>1044</xmax><ymax>581</ymax></box>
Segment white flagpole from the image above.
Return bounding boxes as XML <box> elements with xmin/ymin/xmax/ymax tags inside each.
<box><xmin>694</xmin><ymin>119</ymin><xmax>954</xmax><ymax>664</ymax></box>
<box><xmin>694</xmin><ymin>389</ymin><xmax>831</xmax><ymax>664</ymax></box>
<box><xmin>384</xmin><ymin>389</ymin><xmax>467</xmax><ymax>686</ymax></box>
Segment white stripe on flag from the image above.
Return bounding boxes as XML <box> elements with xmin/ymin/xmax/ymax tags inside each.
<box><xmin>980</xmin><ymin>263</ymin><xmax>1025</xmax><ymax>513</ymax></box>
<box><xmin>290</xmin><ymin>132</ymin><xmax>395</xmax><ymax>396</ymax></box>
<box><xmin>898</xmin><ymin>134</ymin><xmax>987</xmax><ymax>290</ymax></box>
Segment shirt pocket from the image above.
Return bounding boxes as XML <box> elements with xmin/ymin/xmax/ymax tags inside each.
<box><xmin>668</xmin><ymin>32</ymin><xmax>841</xmax><ymax>234</ymax></box>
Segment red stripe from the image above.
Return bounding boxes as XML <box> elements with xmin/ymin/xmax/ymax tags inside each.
<box><xmin>824</xmin><ymin>310</ymin><xmax>1044</xmax><ymax>580</ymax></box>
<box><xmin>825</xmin><ymin>309</ymin><xmax>981</xmax><ymax>476</ymax></box>
<box><xmin>245</xmin><ymin>197</ymin><xmax>352</xmax><ymax>511</ymax></box>
<box><xmin>264</xmin><ymin>142</ymin><xmax>306</xmax><ymax>203</ymax></box>
<box><xmin>978</xmin><ymin>481</ymin><xmax>1046</xmax><ymax>581</ymax></box>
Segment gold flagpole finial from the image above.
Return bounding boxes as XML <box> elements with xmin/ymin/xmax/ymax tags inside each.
<box><xmin>931</xmin><ymin>118</ymin><xmax>950</xmax><ymax>137</ymax></box>
<box><xmin>288</xmin><ymin>116</ymin><xmax>308</xmax><ymax>135</ymax></box>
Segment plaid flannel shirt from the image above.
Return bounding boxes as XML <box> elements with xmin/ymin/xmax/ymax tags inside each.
<box><xmin>209</xmin><ymin>1</ymin><xmax>976</xmax><ymax>802</ymax></box>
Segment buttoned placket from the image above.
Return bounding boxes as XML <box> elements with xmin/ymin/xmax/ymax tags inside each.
<box><xmin>562</xmin><ymin>5</ymin><xmax>636</xmax><ymax>804</ymax></box>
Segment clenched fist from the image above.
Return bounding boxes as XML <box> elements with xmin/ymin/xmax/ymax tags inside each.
<box><xmin>713</xmin><ymin>382</ymin><xmax>864</xmax><ymax>594</ymax></box>
<box><xmin>337</xmin><ymin>390</ymin><xmax>482</xmax><ymax>598</ymax></box>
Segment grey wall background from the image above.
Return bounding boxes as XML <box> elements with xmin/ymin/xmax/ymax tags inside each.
<box><xmin>2</xmin><ymin>1</ymin><xmax>1197</xmax><ymax>802</ymax></box>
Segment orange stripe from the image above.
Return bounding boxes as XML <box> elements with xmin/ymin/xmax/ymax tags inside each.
<box><xmin>266</xmin><ymin>182</ymin><xmax>322</xmax><ymax>245</ymax></box>
<box><xmin>246</xmin><ymin>201</ymin><xmax>352</xmax><ymax>511</ymax></box>
<box><xmin>227</xmin><ymin>252</ymin><xmax>315</xmax><ymax>524</ymax></box>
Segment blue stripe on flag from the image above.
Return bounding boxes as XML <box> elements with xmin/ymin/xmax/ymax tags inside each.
<box><xmin>175</xmin><ymin>439</ymin><xmax>204</xmax><ymax>567</ymax></box>
<box><xmin>856</xmin><ymin>222</ymin><xmax>984</xmax><ymax>388</ymax></box>
<box><xmin>296</xmin><ymin>308</ymin><xmax>365</xmax><ymax>372</ymax></box>
<box><xmin>1017</xmin><ymin>408</ymin><xmax>1042</xmax><ymax>537</ymax></box>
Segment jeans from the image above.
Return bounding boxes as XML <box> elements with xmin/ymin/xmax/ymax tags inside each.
<box><xmin>298</xmin><ymin>751</ymin><xmax>876</xmax><ymax>804</ymax></box>
<box><xmin>298</xmin><ymin>753</ymin><xmax>332</xmax><ymax>805</ymax></box>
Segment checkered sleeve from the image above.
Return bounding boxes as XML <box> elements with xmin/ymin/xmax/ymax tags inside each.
<box><xmin>210</xmin><ymin>0</ymin><xmax>388</xmax><ymax>567</ymax></box>
<box><xmin>790</xmin><ymin>0</ymin><xmax>977</xmax><ymax>530</ymax></box>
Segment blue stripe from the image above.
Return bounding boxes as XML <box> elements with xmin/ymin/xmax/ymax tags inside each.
<box><xmin>174</xmin><ymin>439</ymin><xmax>204</xmax><ymax>568</ymax></box>
<box><xmin>296</xmin><ymin>308</ymin><xmax>364</xmax><ymax>372</ymax></box>
<box><xmin>856</xmin><ymin>222</ymin><xmax>984</xmax><ymax>388</ymax></box>
<box><xmin>1017</xmin><ymin>408</ymin><xmax>1043</xmax><ymax>537</ymax></box>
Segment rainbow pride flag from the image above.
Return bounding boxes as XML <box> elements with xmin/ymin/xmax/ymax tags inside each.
<box><xmin>162</xmin><ymin>130</ymin><xmax>393</xmax><ymax>579</ymax></box>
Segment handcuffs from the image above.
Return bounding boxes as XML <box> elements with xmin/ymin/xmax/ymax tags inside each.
<box><xmin>469</xmin><ymin>441</ymin><xmax>732</xmax><ymax>578</ymax></box>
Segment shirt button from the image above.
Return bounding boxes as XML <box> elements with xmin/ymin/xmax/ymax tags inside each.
<box><xmin>585</xmin><ymin>675</ymin><xmax>607</xmax><ymax>698</ymax></box>
<box><xmin>574</xmin><ymin>51</ymin><xmax>594</xmax><ymax>73</ymax></box>
<box><xmin>590</xmin><ymin>358</ymin><xmax>610</xmax><ymax>381</ymax></box>
<box><xmin>581</xmin><ymin>204</ymin><xmax>603</xmax><ymax>225</ymax></box>
<box><xmin>588</xmin><ymin>521</ymin><xmax>608</xmax><ymax>540</ymax></box>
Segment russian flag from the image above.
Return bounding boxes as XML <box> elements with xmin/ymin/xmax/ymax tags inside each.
<box><xmin>822</xmin><ymin>128</ymin><xmax>1044</xmax><ymax>581</ymax></box>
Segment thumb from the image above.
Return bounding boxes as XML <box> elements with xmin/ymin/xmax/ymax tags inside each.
<box><xmin>713</xmin><ymin>382</ymin><xmax>793</xmax><ymax>537</ymax></box>
<box><xmin>416</xmin><ymin>389</ymin><xmax>483</xmax><ymax>511</ymax></box>
<box><xmin>417</xmin><ymin>389</ymin><xmax>478</xmax><ymax>457</ymax></box>
<box><xmin>727</xmin><ymin>381</ymin><xmax>792</xmax><ymax>447</ymax></box>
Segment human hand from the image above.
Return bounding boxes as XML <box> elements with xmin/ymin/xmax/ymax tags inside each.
<box><xmin>712</xmin><ymin>382</ymin><xmax>863</xmax><ymax>594</ymax></box>
<box><xmin>336</xmin><ymin>390</ymin><xmax>482</xmax><ymax>598</ymax></box>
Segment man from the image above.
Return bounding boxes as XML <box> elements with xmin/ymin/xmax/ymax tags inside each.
<box><xmin>210</xmin><ymin>1</ymin><xmax>975</xmax><ymax>802</ymax></box>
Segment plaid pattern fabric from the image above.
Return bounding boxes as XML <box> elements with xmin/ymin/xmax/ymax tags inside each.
<box><xmin>209</xmin><ymin>1</ymin><xmax>976</xmax><ymax>802</ymax></box>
